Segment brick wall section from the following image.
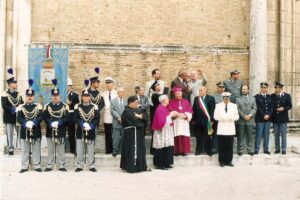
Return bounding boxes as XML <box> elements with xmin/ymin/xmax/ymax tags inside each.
<box><xmin>31</xmin><ymin>0</ymin><xmax>249</xmax><ymax>47</ymax></box>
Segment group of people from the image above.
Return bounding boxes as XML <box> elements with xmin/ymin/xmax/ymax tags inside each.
<box><xmin>1</xmin><ymin>67</ymin><xmax>292</xmax><ymax>173</ymax></box>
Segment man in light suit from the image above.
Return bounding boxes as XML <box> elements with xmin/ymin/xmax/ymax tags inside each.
<box><xmin>214</xmin><ymin>92</ymin><xmax>239</xmax><ymax>167</ymax></box>
<box><xmin>236</xmin><ymin>85</ymin><xmax>257</xmax><ymax>156</ymax></box>
<box><xmin>110</xmin><ymin>87</ymin><xmax>127</xmax><ymax>157</ymax></box>
<box><xmin>102</xmin><ymin>77</ymin><xmax>118</xmax><ymax>154</ymax></box>
<box><xmin>224</xmin><ymin>69</ymin><xmax>243</xmax><ymax>103</ymax></box>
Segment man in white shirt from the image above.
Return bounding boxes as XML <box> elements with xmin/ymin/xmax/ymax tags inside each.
<box><xmin>102</xmin><ymin>77</ymin><xmax>118</xmax><ymax>154</ymax></box>
<box><xmin>188</xmin><ymin>69</ymin><xmax>208</xmax><ymax>106</ymax></box>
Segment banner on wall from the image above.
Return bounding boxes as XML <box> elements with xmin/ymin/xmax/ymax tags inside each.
<box><xmin>28</xmin><ymin>47</ymin><xmax>68</xmax><ymax>106</ymax></box>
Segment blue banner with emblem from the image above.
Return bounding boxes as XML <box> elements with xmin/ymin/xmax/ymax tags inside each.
<box><xmin>28</xmin><ymin>47</ymin><xmax>68</xmax><ymax>106</ymax></box>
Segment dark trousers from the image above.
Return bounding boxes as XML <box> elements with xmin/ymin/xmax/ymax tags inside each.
<box><xmin>104</xmin><ymin>123</ymin><xmax>113</xmax><ymax>154</ymax></box>
<box><xmin>67</xmin><ymin>122</ymin><xmax>76</xmax><ymax>154</ymax></box>
<box><xmin>195</xmin><ymin>124</ymin><xmax>211</xmax><ymax>154</ymax></box>
<box><xmin>149</xmin><ymin>106</ymin><xmax>155</xmax><ymax>154</ymax></box>
<box><xmin>218</xmin><ymin>135</ymin><xmax>234</xmax><ymax>164</ymax></box>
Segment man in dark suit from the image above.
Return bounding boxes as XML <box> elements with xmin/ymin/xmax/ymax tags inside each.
<box><xmin>271</xmin><ymin>82</ymin><xmax>292</xmax><ymax>155</ymax></box>
<box><xmin>254</xmin><ymin>82</ymin><xmax>274</xmax><ymax>155</ymax></box>
<box><xmin>171</xmin><ymin>69</ymin><xmax>190</xmax><ymax>101</ymax></box>
<box><xmin>66</xmin><ymin>77</ymin><xmax>79</xmax><ymax>155</ymax></box>
<box><xmin>192</xmin><ymin>86</ymin><xmax>215</xmax><ymax>156</ymax></box>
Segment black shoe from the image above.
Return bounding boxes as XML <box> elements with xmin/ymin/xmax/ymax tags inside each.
<box><xmin>112</xmin><ymin>153</ymin><xmax>117</xmax><ymax>157</ymax></box>
<box><xmin>19</xmin><ymin>169</ymin><xmax>28</xmax><ymax>173</ymax></box>
<box><xmin>165</xmin><ymin>165</ymin><xmax>173</xmax><ymax>169</ymax></box>
<box><xmin>89</xmin><ymin>168</ymin><xmax>97</xmax><ymax>172</ymax></box>
<box><xmin>248</xmin><ymin>152</ymin><xmax>254</xmax><ymax>156</ymax></box>
<box><xmin>220</xmin><ymin>162</ymin><xmax>225</xmax><ymax>167</ymax></box>
<box><xmin>194</xmin><ymin>151</ymin><xmax>200</xmax><ymax>156</ymax></box>
<box><xmin>75</xmin><ymin>168</ymin><xmax>82</xmax><ymax>172</ymax></box>
<box><xmin>8</xmin><ymin>151</ymin><xmax>14</xmax><ymax>155</ymax></box>
<box><xmin>156</xmin><ymin>166</ymin><xmax>168</xmax><ymax>170</ymax></box>
<box><xmin>238</xmin><ymin>152</ymin><xmax>243</xmax><ymax>156</ymax></box>
<box><xmin>282</xmin><ymin>151</ymin><xmax>286</xmax><ymax>155</ymax></box>
<box><xmin>35</xmin><ymin>168</ymin><xmax>42</xmax><ymax>172</ymax></box>
<box><xmin>44</xmin><ymin>168</ymin><xmax>52</xmax><ymax>172</ymax></box>
<box><xmin>207</xmin><ymin>152</ymin><xmax>213</xmax><ymax>157</ymax></box>
<box><xmin>254</xmin><ymin>151</ymin><xmax>258</xmax><ymax>155</ymax></box>
<box><xmin>227</xmin><ymin>163</ymin><xmax>234</xmax><ymax>167</ymax></box>
<box><xmin>264</xmin><ymin>151</ymin><xmax>271</xmax><ymax>155</ymax></box>
<box><xmin>274</xmin><ymin>150</ymin><xmax>280</xmax><ymax>154</ymax></box>
<box><xmin>59</xmin><ymin>168</ymin><xmax>67</xmax><ymax>172</ymax></box>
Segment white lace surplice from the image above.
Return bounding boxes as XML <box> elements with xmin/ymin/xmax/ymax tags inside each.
<box><xmin>153</xmin><ymin>115</ymin><xmax>175</xmax><ymax>149</ymax></box>
<box><xmin>173</xmin><ymin>112</ymin><xmax>192</xmax><ymax>137</ymax></box>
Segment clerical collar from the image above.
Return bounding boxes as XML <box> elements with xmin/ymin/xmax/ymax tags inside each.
<box><xmin>178</xmin><ymin>77</ymin><xmax>184</xmax><ymax>83</ymax></box>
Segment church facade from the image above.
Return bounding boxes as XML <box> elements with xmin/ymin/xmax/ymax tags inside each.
<box><xmin>0</xmin><ymin>0</ymin><xmax>299</xmax><ymax>130</ymax></box>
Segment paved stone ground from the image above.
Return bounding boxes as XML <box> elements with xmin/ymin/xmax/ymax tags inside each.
<box><xmin>1</xmin><ymin>165</ymin><xmax>300</xmax><ymax>200</ymax></box>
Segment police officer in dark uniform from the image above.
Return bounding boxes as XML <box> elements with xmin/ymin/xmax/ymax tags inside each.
<box><xmin>74</xmin><ymin>80</ymin><xmax>99</xmax><ymax>172</ymax></box>
<box><xmin>271</xmin><ymin>82</ymin><xmax>292</xmax><ymax>155</ymax></box>
<box><xmin>44</xmin><ymin>79</ymin><xmax>69</xmax><ymax>172</ymax></box>
<box><xmin>254</xmin><ymin>82</ymin><xmax>274</xmax><ymax>155</ymax></box>
<box><xmin>18</xmin><ymin>79</ymin><xmax>43</xmax><ymax>173</ymax></box>
<box><xmin>1</xmin><ymin>68</ymin><xmax>24</xmax><ymax>155</ymax></box>
<box><xmin>66</xmin><ymin>77</ymin><xmax>79</xmax><ymax>155</ymax></box>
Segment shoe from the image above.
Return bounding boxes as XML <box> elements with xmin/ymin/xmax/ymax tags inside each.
<box><xmin>220</xmin><ymin>162</ymin><xmax>225</xmax><ymax>167</ymax></box>
<box><xmin>112</xmin><ymin>153</ymin><xmax>117</xmax><ymax>157</ymax></box>
<box><xmin>35</xmin><ymin>168</ymin><xmax>42</xmax><ymax>172</ymax></box>
<box><xmin>44</xmin><ymin>168</ymin><xmax>52</xmax><ymax>172</ymax></box>
<box><xmin>207</xmin><ymin>152</ymin><xmax>213</xmax><ymax>157</ymax></box>
<box><xmin>19</xmin><ymin>169</ymin><xmax>28</xmax><ymax>173</ymax></box>
<box><xmin>75</xmin><ymin>168</ymin><xmax>82</xmax><ymax>172</ymax></box>
<box><xmin>274</xmin><ymin>150</ymin><xmax>280</xmax><ymax>154</ymax></box>
<box><xmin>227</xmin><ymin>163</ymin><xmax>234</xmax><ymax>167</ymax></box>
<box><xmin>89</xmin><ymin>168</ymin><xmax>97</xmax><ymax>172</ymax></box>
<box><xmin>8</xmin><ymin>151</ymin><xmax>14</xmax><ymax>156</ymax></box>
<box><xmin>248</xmin><ymin>152</ymin><xmax>254</xmax><ymax>156</ymax></box>
<box><xmin>59</xmin><ymin>168</ymin><xmax>67</xmax><ymax>172</ymax></box>
<box><xmin>282</xmin><ymin>151</ymin><xmax>286</xmax><ymax>155</ymax></box>
<box><xmin>238</xmin><ymin>152</ymin><xmax>243</xmax><ymax>156</ymax></box>
<box><xmin>165</xmin><ymin>165</ymin><xmax>173</xmax><ymax>169</ymax></box>
<box><xmin>194</xmin><ymin>151</ymin><xmax>200</xmax><ymax>156</ymax></box>
<box><xmin>146</xmin><ymin>168</ymin><xmax>152</xmax><ymax>172</ymax></box>
<box><xmin>157</xmin><ymin>167</ymin><xmax>168</xmax><ymax>170</ymax></box>
<box><xmin>254</xmin><ymin>151</ymin><xmax>258</xmax><ymax>155</ymax></box>
<box><xmin>264</xmin><ymin>151</ymin><xmax>271</xmax><ymax>155</ymax></box>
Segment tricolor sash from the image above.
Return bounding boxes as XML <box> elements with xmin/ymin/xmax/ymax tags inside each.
<box><xmin>198</xmin><ymin>97</ymin><xmax>213</xmax><ymax>135</ymax></box>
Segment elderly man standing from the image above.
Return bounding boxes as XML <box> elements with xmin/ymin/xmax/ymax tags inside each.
<box><xmin>188</xmin><ymin>69</ymin><xmax>208</xmax><ymax>106</ymax></box>
<box><xmin>171</xmin><ymin>69</ymin><xmax>190</xmax><ymax>101</ymax></box>
<box><xmin>102</xmin><ymin>77</ymin><xmax>118</xmax><ymax>154</ymax></box>
<box><xmin>224</xmin><ymin>69</ymin><xmax>243</xmax><ymax>103</ymax></box>
<box><xmin>192</xmin><ymin>86</ymin><xmax>215</xmax><ymax>156</ymax></box>
<box><xmin>152</xmin><ymin>95</ymin><xmax>176</xmax><ymax>170</ymax></box>
<box><xmin>214</xmin><ymin>92</ymin><xmax>239</xmax><ymax>167</ymax></box>
<box><xmin>236</xmin><ymin>85</ymin><xmax>257</xmax><ymax>156</ymax></box>
<box><xmin>110</xmin><ymin>87</ymin><xmax>127</xmax><ymax>157</ymax></box>
<box><xmin>168</xmin><ymin>87</ymin><xmax>193</xmax><ymax>156</ymax></box>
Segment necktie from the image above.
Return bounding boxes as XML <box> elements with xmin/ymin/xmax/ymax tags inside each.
<box><xmin>109</xmin><ymin>92</ymin><xmax>111</xmax><ymax>102</ymax></box>
<box><xmin>225</xmin><ymin>104</ymin><xmax>228</xmax><ymax>113</ymax></box>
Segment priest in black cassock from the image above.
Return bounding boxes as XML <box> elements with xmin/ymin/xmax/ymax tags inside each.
<box><xmin>120</xmin><ymin>96</ymin><xmax>151</xmax><ymax>173</ymax></box>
